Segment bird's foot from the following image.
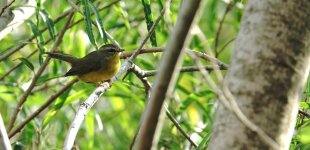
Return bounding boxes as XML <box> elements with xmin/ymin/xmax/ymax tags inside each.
<box><xmin>97</xmin><ymin>79</ymin><xmax>112</xmax><ymax>87</ymax></box>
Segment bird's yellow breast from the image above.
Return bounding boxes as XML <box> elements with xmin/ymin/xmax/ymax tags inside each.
<box><xmin>78</xmin><ymin>59</ymin><xmax>120</xmax><ymax>83</ymax></box>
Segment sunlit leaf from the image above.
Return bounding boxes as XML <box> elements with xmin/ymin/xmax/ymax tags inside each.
<box><xmin>39</xmin><ymin>9</ymin><xmax>56</xmax><ymax>41</ymax></box>
<box><xmin>141</xmin><ymin>0</ymin><xmax>157</xmax><ymax>46</ymax></box>
<box><xmin>88</xmin><ymin>2</ymin><xmax>108</xmax><ymax>44</ymax></box>
<box><xmin>17</xmin><ymin>58</ymin><xmax>34</xmax><ymax>72</ymax></box>
<box><xmin>26</xmin><ymin>20</ymin><xmax>45</xmax><ymax>64</ymax></box>
<box><xmin>81</xmin><ymin>0</ymin><xmax>97</xmax><ymax>48</ymax></box>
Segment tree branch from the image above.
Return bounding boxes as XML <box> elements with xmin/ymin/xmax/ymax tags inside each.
<box><xmin>0</xmin><ymin>115</ymin><xmax>11</xmax><ymax>150</ymax></box>
<box><xmin>299</xmin><ymin>110</ymin><xmax>310</xmax><ymax>118</ymax></box>
<box><xmin>136</xmin><ymin>0</ymin><xmax>202</xmax><ymax>149</ymax></box>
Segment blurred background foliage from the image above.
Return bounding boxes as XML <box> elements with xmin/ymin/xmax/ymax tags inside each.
<box><xmin>0</xmin><ymin>0</ymin><xmax>309</xmax><ymax>149</ymax></box>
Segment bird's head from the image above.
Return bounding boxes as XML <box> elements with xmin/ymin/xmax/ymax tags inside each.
<box><xmin>99</xmin><ymin>44</ymin><xmax>124</xmax><ymax>60</ymax></box>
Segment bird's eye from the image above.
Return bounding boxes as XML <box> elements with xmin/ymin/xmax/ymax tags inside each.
<box><xmin>108</xmin><ymin>49</ymin><xmax>115</xmax><ymax>53</ymax></box>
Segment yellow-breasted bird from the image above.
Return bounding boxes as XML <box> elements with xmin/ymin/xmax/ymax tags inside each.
<box><xmin>46</xmin><ymin>44</ymin><xmax>124</xmax><ymax>84</ymax></box>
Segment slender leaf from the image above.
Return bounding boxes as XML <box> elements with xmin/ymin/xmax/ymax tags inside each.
<box><xmin>18</xmin><ymin>58</ymin><xmax>34</xmax><ymax>72</ymax></box>
<box><xmin>26</xmin><ymin>20</ymin><xmax>45</xmax><ymax>64</ymax></box>
<box><xmin>39</xmin><ymin>9</ymin><xmax>56</xmax><ymax>41</ymax></box>
<box><xmin>81</xmin><ymin>0</ymin><xmax>97</xmax><ymax>48</ymax></box>
<box><xmin>89</xmin><ymin>2</ymin><xmax>108</xmax><ymax>44</ymax></box>
<box><xmin>197</xmin><ymin>134</ymin><xmax>211</xmax><ymax>150</ymax></box>
<box><xmin>141</xmin><ymin>0</ymin><xmax>157</xmax><ymax>46</ymax></box>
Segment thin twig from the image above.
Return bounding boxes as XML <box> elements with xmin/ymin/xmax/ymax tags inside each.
<box><xmin>121</xmin><ymin>48</ymin><xmax>163</xmax><ymax>59</ymax></box>
<box><xmin>164</xmin><ymin>104</ymin><xmax>198</xmax><ymax>148</ymax></box>
<box><xmin>0</xmin><ymin>0</ymin><xmax>15</xmax><ymax>17</ymax></box>
<box><xmin>129</xmin><ymin>64</ymin><xmax>151</xmax><ymax>98</ymax></box>
<box><xmin>67</xmin><ymin>0</ymin><xmax>84</xmax><ymax>14</ymax></box>
<box><xmin>7</xmin><ymin>12</ymin><xmax>75</xmax><ymax>132</ymax></box>
<box><xmin>214</xmin><ymin>1</ymin><xmax>234</xmax><ymax>57</ymax></box>
<box><xmin>144</xmin><ymin>65</ymin><xmax>227</xmax><ymax>77</ymax></box>
<box><xmin>8</xmin><ymin>79</ymin><xmax>78</xmax><ymax>138</ymax></box>
<box><xmin>129</xmin><ymin>124</ymin><xmax>140</xmax><ymax>150</ymax></box>
<box><xmin>120</xmin><ymin>47</ymin><xmax>228</xmax><ymax>69</ymax></box>
<box><xmin>299</xmin><ymin>110</ymin><xmax>310</xmax><ymax>118</ymax></box>
<box><xmin>217</xmin><ymin>38</ymin><xmax>235</xmax><ymax>55</ymax></box>
<box><xmin>188</xmin><ymin>50</ymin><xmax>228</xmax><ymax>68</ymax></box>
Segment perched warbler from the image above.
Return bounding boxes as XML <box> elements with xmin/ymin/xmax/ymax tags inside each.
<box><xmin>46</xmin><ymin>44</ymin><xmax>124</xmax><ymax>84</ymax></box>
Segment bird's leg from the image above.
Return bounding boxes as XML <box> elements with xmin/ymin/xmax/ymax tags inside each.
<box><xmin>97</xmin><ymin>79</ymin><xmax>112</xmax><ymax>87</ymax></box>
<box><xmin>105</xmin><ymin>79</ymin><xmax>112</xmax><ymax>86</ymax></box>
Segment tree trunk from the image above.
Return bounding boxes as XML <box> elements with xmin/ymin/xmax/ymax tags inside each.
<box><xmin>209</xmin><ymin>0</ymin><xmax>310</xmax><ymax>149</ymax></box>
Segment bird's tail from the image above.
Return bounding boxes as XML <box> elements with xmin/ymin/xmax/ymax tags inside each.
<box><xmin>45</xmin><ymin>52</ymin><xmax>78</xmax><ymax>65</ymax></box>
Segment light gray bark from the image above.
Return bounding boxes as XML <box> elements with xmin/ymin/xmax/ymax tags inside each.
<box><xmin>0</xmin><ymin>115</ymin><xmax>11</xmax><ymax>150</ymax></box>
<box><xmin>209</xmin><ymin>0</ymin><xmax>310</xmax><ymax>149</ymax></box>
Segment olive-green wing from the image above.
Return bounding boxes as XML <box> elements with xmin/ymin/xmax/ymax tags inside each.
<box><xmin>64</xmin><ymin>59</ymin><xmax>101</xmax><ymax>76</ymax></box>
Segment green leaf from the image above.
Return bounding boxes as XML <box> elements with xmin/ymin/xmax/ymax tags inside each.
<box><xmin>54</xmin><ymin>86</ymin><xmax>72</xmax><ymax>109</ymax></box>
<box><xmin>43</xmin><ymin>86</ymin><xmax>72</xmax><ymax>127</ymax></box>
<box><xmin>39</xmin><ymin>9</ymin><xmax>56</xmax><ymax>41</ymax></box>
<box><xmin>141</xmin><ymin>0</ymin><xmax>157</xmax><ymax>46</ymax></box>
<box><xmin>81</xmin><ymin>0</ymin><xmax>97</xmax><ymax>48</ymax></box>
<box><xmin>197</xmin><ymin>134</ymin><xmax>211</xmax><ymax>150</ymax></box>
<box><xmin>64</xmin><ymin>89</ymin><xmax>88</xmax><ymax>105</ymax></box>
<box><xmin>17</xmin><ymin>58</ymin><xmax>34</xmax><ymax>72</ymax></box>
<box><xmin>88</xmin><ymin>2</ymin><xmax>108</xmax><ymax>44</ymax></box>
<box><xmin>300</xmin><ymin>102</ymin><xmax>310</xmax><ymax>109</ymax></box>
<box><xmin>299</xmin><ymin>126</ymin><xmax>310</xmax><ymax>144</ymax></box>
<box><xmin>26</xmin><ymin>20</ymin><xmax>45</xmax><ymax>64</ymax></box>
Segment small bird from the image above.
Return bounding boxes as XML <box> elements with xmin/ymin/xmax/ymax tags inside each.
<box><xmin>46</xmin><ymin>44</ymin><xmax>124</xmax><ymax>84</ymax></box>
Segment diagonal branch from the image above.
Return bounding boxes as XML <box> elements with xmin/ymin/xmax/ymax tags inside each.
<box><xmin>136</xmin><ymin>0</ymin><xmax>202</xmax><ymax>149</ymax></box>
